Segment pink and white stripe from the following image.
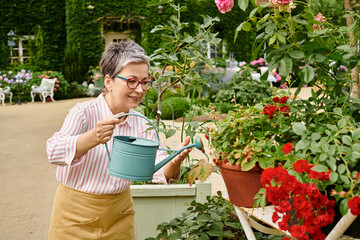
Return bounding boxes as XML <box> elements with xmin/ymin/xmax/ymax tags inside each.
<box><xmin>47</xmin><ymin>94</ymin><xmax>168</xmax><ymax>194</ymax></box>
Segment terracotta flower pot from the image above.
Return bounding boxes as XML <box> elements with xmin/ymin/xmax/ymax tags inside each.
<box><xmin>219</xmin><ymin>162</ymin><xmax>263</xmax><ymax>208</ymax></box>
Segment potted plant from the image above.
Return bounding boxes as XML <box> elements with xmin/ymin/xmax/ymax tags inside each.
<box><xmin>197</xmin><ymin>93</ymin><xmax>296</xmax><ymax>207</ymax></box>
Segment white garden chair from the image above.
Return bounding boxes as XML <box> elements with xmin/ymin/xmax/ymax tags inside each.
<box><xmin>87</xmin><ymin>83</ymin><xmax>101</xmax><ymax>97</ymax></box>
<box><xmin>30</xmin><ymin>78</ymin><xmax>56</xmax><ymax>103</ymax></box>
<box><xmin>0</xmin><ymin>86</ymin><xmax>13</xmax><ymax>105</ymax></box>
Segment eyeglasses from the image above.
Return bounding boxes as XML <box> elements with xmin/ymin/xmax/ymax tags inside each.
<box><xmin>115</xmin><ymin>75</ymin><xmax>152</xmax><ymax>91</ymax></box>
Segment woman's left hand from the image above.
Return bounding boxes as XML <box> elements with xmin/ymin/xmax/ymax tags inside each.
<box><xmin>163</xmin><ymin>136</ymin><xmax>192</xmax><ymax>181</ymax></box>
<box><xmin>171</xmin><ymin>136</ymin><xmax>192</xmax><ymax>165</ymax></box>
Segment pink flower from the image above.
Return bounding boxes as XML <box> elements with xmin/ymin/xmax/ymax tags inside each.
<box><xmin>55</xmin><ymin>84</ymin><xmax>59</xmax><ymax>88</ymax></box>
<box><xmin>215</xmin><ymin>0</ymin><xmax>234</xmax><ymax>14</ymax></box>
<box><xmin>39</xmin><ymin>75</ymin><xmax>44</xmax><ymax>78</ymax></box>
<box><xmin>314</xmin><ymin>12</ymin><xmax>325</xmax><ymax>22</ymax></box>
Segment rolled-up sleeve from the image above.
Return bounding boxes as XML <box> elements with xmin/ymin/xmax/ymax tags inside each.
<box><xmin>46</xmin><ymin>104</ymin><xmax>86</xmax><ymax>166</ymax></box>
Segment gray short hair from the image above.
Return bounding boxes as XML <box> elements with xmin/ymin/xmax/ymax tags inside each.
<box><xmin>99</xmin><ymin>41</ymin><xmax>150</xmax><ymax>79</ymax></box>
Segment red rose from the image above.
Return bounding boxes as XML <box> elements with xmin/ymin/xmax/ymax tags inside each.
<box><xmin>293</xmin><ymin>159</ymin><xmax>310</xmax><ymax>173</ymax></box>
<box><xmin>272</xmin><ymin>97</ymin><xmax>280</xmax><ymax>103</ymax></box>
<box><xmin>308</xmin><ymin>169</ymin><xmax>331</xmax><ymax>181</ymax></box>
<box><xmin>348</xmin><ymin>196</ymin><xmax>360</xmax><ymax>215</ymax></box>
<box><xmin>289</xmin><ymin>225</ymin><xmax>307</xmax><ymax>238</ymax></box>
<box><xmin>280</xmin><ymin>105</ymin><xmax>290</xmax><ymax>113</ymax></box>
<box><xmin>279</xmin><ymin>96</ymin><xmax>289</xmax><ymax>103</ymax></box>
<box><xmin>282</xmin><ymin>142</ymin><xmax>293</xmax><ymax>155</ymax></box>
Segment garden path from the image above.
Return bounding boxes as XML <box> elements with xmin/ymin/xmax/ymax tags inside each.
<box><xmin>0</xmin><ymin>87</ymin><xmax>313</xmax><ymax>240</ymax></box>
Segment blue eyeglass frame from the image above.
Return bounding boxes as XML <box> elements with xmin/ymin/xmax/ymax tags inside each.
<box><xmin>114</xmin><ymin>75</ymin><xmax>152</xmax><ymax>90</ymax></box>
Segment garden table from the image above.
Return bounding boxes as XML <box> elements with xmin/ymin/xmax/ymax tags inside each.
<box><xmin>223</xmin><ymin>192</ymin><xmax>358</xmax><ymax>240</ymax></box>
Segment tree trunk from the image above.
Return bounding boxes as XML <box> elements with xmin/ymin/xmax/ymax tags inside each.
<box><xmin>344</xmin><ymin>0</ymin><xmax>359</xmax><ymax>99</ymax></box>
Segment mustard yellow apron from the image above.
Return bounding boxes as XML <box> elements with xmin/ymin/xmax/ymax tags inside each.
<box><xmin>48</xmin><ymin>184</ymin><xmax>135</xmax><ymax>240</ymax></box>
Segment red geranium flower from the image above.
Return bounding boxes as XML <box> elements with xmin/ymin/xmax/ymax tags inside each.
<box><xmin>293</xmin><ymin>159</ymin><xmax>311</xmax><ymax>173</ymax></box>
<box><xmin>282</xmin><ymin>142</ymin><xmax>293</xmax><ymax>155</ymax></box>
<box><xmin>348</xmin><ymin>196</ymin><xmax>360</xmax><ymax>215</ymax></box>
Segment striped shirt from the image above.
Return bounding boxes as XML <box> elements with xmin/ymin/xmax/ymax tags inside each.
<box><xmin>46</xmin><ymin>93</ymin><xmax>169</xmax><ymax>194</ymax></box>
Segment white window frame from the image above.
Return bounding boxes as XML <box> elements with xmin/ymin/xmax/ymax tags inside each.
<box><xmin>9</xmin><ymin>35</ymin><xmax>34</xmax><ymax>64</ymax></box>
<box><xmin>207</xmin><ymin>42</ymin><xmax>226</xmax><ymax>59</ymax></box>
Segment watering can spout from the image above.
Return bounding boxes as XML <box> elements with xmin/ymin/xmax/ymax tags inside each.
<box><xmin>154</xmin><ymin>136</ymin><xmax>204</xmax><ymax>173</ymax></box>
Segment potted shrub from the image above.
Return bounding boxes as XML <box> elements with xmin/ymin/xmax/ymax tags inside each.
<box><xmin>199</xmin><ymin>93</ymin><xmax>297</xmax><ymax>207</ymax></box>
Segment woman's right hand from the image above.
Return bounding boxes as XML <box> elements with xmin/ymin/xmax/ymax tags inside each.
<box><xmin>95</xmin><ymin>113</ymin><xmax>123</xmax><ymax>144</ymax></box>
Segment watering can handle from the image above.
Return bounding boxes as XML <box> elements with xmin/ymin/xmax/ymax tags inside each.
<box><xmin>104</xmin><ymin>113</ymin><xmax>161</xmax><ymax>164</ymax></box>
<box><xmin>114</xmin><ymin>113</ymin><xmax>160</xmax><ymax>144</ymax></box>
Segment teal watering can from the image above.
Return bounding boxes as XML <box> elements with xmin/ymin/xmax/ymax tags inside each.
<box><xmin>105</xmin><ymin>113</ymin><xmax>204</xmax><ymax>181</ymax></box>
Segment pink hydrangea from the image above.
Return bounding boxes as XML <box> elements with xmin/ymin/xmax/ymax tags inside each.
<box><xmin>215</xmin><ymin>0</ymin><xmax>234</xmax><ymax>14</ymax></box>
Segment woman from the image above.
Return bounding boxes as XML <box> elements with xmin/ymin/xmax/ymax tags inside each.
<box><xmin>46</xmin><ymin>41</ymin><xmax>191</xmax><ymax>239</ymax></box>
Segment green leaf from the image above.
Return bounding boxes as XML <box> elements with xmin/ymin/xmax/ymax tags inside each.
<box><xmin>238</xmin><ymin>0</ymin><xmax>249</xmax><ymax>11</ymax></box>
<box><xmin>337</xmin><ymin>118</ymin><xmax>347</xmax><ymax>129</ymax></box>
<box><xmin>292</xmin><ymin>122</ymin><xmax>307</xmax><ymax>136</ymax></box>
<box><xmin>279</xmin><ymin>57</ymin><xmax>292</xmax><ymax>77</ymax></box>
<box><xmin>352</xmin><ymin>151</ymin><xmax>360</xmax><ymax>159</ymax></box>
<box><xmin>242</xmin><ymin>21</ymin><xmax>252</xmax><ymax>31</ymax></box>
<box><xmin>327</xmin><ymin>158</ymin><xmax>337</xmax><ymax>172</ymax></box>
<box><xmin>165</xmin><ymin>129</ymin><xmax>177</xmax><ymax>138</ymax></box>
<box><xmin>338</xmin><ymin>164</ymin><xmax>346</xmax><ymax>174</ymax></box>
<box><xmin>334</xmin><ymin>108</ymin><xmax>343</xmax><ymax>115</ymax></box>
<box><xmin>319</xmin><ymin>153</ymin><xmax>327</xmax><ymax>162</ymax></box>
<box><xmin>326</xmin><ymin>124</ymin><xmax>338</xmax><ymax>132</ymax></box>
<box><xmin>197</xmin><ymin>214</ymin><xmax>211</xmax><ymax>221</ymax></box>
<box><xmin>311</xmin><ymin>164</ymin><xmax>329</xmax><ymax>172</ymax></box>
<box><xmin>168</xmin><ymin>232</ymin><xmax>182</xmax><ymax>240</ymax></box>
<box><xmin>311</xmin><ymin>132</ymin><xmax>321</xmax><ymax>141</ymax></box>
<box><xmin>329</xmin><ymin>172</ymin><xmax>338</xmax><ymax>184</ymax></box>
<box><xmin>342</xmin><ymin>135</ymin><xmax>353</xmax><ymax>146</ymax></box>
<box><xmin>223</xmin><ymin>230</ymin><xmax>235</xmax><ymax>237</ymax></box>
<box><xmin>320</xmin><ymin>142</ymin><xmax>329</xmax><ymax>152</ymax></box>
<box><xmin>277</xmin><ymin>33</ymin><xmax>286</xmax><ymax>44</ymax></box>
<box><xmin>207</xmin><ymin>222</ymin><xmax>224</xmax><ymax>236</ymax></box>
<box><xmin>265</xmin><ymin>23</ymin><xmax>276</xmax><ymax>34</ymax></box>
<box><xmin>183</xmin><ymin>36</ymin><xmax>195</xmax><ymax>43</ymax></box>
<box><xmin>339</xmin><ymin>198</ymin><xmax>349</xmax><ymax>216</ymax></box>
<box><xmin>268</xmin><ymin>34</ymin><xmax>277</xmax><ymax>45</ymax></box>
<box><xmin>249</xmin><ymin>7</ymin><xmax>258</xmax><ymax>18</ymax></box>
<box><xmin>302</xmin><ymin>66</ymin><xmax>315</xmax><ymax>84</ymax></box>
<box><xmin>295</xmin><ymin>139</ymin><xmax>310</xmax><ymax>151</ymax></box>
<box><xmin>289</xmin><ymin>50</ymin><xmax>305</xmax><ymax>59</ymax></box>
<box><xmin>352</xmin><ymin>128</ymin><xmax>360</xmax><ymax>140</ymax></box>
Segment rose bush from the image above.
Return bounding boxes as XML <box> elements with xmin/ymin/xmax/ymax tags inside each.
<box><xmin>212</xmin><ymin>0</ymin><xmax>360</xmax><ymax>236</ymax></box>
<box><xmin>261</xmin><ymin>164</ymin><xmax>336</xmax><ymax>240</ymax></box>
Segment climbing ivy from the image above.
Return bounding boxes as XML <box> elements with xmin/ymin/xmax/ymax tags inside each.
<box><xmin>0</xmin><ymin>0</ymin><xmax>255</xmax><ymax>83</ymax></box>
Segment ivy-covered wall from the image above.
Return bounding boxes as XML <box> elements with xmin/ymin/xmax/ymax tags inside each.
<box><xmin>0</xmin><ymin>0</ymin><xmax>255</xmax><ymax>83</ymax></box>
<box><xmin>0</xmin><ymin>0</ymin><xmax>66</xmax><ymax>71</ymax></box>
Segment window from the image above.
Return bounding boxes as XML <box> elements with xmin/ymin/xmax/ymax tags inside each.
<box><xmin>8</xmin><ymin>35</ymin><xmax>34</xmax><ymax>64</ymax></box>
<box><xmin>207</xmin><ymin>42</ymin><xmax>225</xmax><ymax>59</ymax></box>
<box><xmin>103</xmin><ymin>31</ymin><xmax>131</xmax><ymax>47</ymax></box>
